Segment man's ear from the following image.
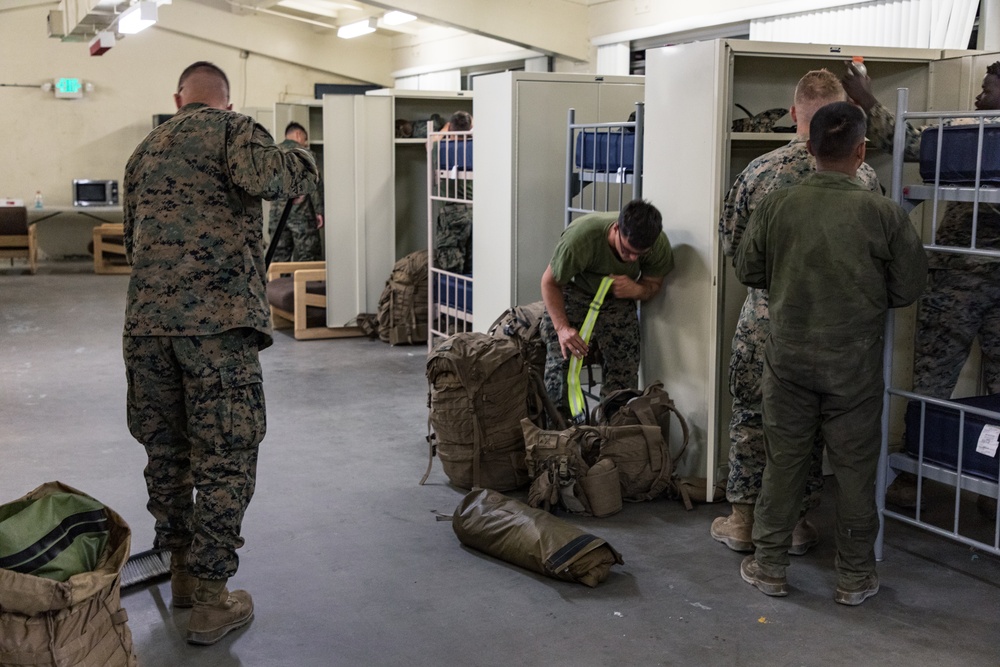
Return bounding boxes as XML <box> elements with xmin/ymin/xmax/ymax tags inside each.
<box><xmin>856</xmin><ymin>140</ymin><xmax>866</xmax><ymax>163</ymax></box>
<box><xmin>174</xmin><ymin>93</ymin><xmax>183</xmax><ymax>110</ymax></box>
<box><xmin>789</xmin><ymin>105</ymin><xmax>798</xmax><ymax>125</ymax></box>
<box><xmin>806</xmin><ymin>139</ymin><xmax>814</xmax><ymax>156</ymax></box>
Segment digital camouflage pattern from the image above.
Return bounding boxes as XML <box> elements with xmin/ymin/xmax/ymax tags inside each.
<box><xmin>540</xmin><ymin>286</ymin><xmax>640</xmax><ymax>419</ymax></box>
<box><xmin>123</xmin><ymin>103</ymin><xmax>319</xmax><ymax>345</ymax></box>
<box><xmin>434</xmin><ymin>202</ymin><xmax>473</xmax><ymax>275</ymax></box>
<box><xmin>267</xmin><ymin>139</ymin><xmax>325</xmax><ymax>262</ymax></box>
<box><xmin>719</xmin><ymin>139</ymin><xmax>881</xmax><ymax>507</ymax></box>
<box><xmin>124</xmin><ymin>331</ymin><xmax>265</xmax><ymax>579</ymax></box>
<box><xmin>867</xmin><ymin>102</ymin><xmax>1000</xmax><ymax>398</ymax></box>
<box><xmin>123</xmin><ymin>102</ymin><xmax>316</xmax><ymax>580</ymax></box>
<box><xmin>913</xmin><ymin>268</ymin><xmax>1000</xmax><ymax>398</ymax></box>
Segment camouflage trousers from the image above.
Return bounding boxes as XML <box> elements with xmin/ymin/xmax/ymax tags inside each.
<box><xmin>268</xmin><ymin>211</ymin><xmax>322</xmax><ymax>263</ymax></box>
<box><xmin>123</xmin><ymin>329</ymin><xmax>265</xmax><ymax>580</ymax></box>
<box><xmin>727</xmin><ymin>288</ymin><xmax>824</xmax><ymax>510</ymax></box>
<box><xmin>539</xmin><ymin>285</ymin><xmax>640</xmax><ymax>419</ymax></box>
<box><xmin>913</xmin><ymin>268</ymin><xmax>1000</xmax><ymax>399</ymax></box>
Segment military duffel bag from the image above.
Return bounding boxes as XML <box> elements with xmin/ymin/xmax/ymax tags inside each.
<box><xmin>424</xmin><ymin>333</ymin><xmax>532</xmax><ymax>491</ymax></box>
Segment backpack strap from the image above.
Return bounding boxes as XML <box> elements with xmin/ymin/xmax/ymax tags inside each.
<box><xmin>568</xmin><ymin>276</ymin><xmax>614</xmax><ymax>424</ymax></box>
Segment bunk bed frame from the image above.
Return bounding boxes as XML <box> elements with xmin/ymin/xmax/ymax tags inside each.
<box><xmin>877</xmin><ymin>87</ymin><xmax>1000</xmax><ymax>559</ymax></box>
<box><xmin>562</xmin><ymin>102</ymin><xmax>645</xmax><ymax>413</ymax></box>
<box><xmin>565</xmin><ymin>103</ymin><xmax>644</xmax><ymax>226</ymax></box>
<box><xmin>427</xmin><ymin>128</ymin><xmax>474</xmax><ymax>351</ymax></box>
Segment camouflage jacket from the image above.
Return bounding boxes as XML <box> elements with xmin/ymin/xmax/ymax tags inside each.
<box><xmin>268</xmin><ymin>138</ymin><xmax>325</xmax><ymax>230</ymax></box>
<box><xmin>123</xmin><ymin>103</ymin><xmax>319</xmax><ymax>345</ymax></box>
<box><xmin>720</xmin><ymin>139</ymin><xmax>881</xmax><ymax>258</ymax></box>
<box><xmin>867</xmin><ymin>102</ymin><xmax>1000</xmax><ymax>271</ymax></box>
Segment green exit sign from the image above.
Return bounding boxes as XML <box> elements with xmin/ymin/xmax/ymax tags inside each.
<box><xmin>54</xmin><ymin>77</ymin><xmax>83</xmax><ymax>99</ymax></box>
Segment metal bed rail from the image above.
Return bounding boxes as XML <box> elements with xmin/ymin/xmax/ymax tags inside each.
<box><xmin>427</xmin><ymin>129</ymin><xmax>474</xmax><ymax>351</ymax></box>
<box><xmin>564</xmin><ymin>102</ymin><xmax>644</xmax><ymax>228</ymax></box>
<box><xmin>877</xmin><ymin>88</ymin><xmax>1000</xmax><ymax>559</ymax></box>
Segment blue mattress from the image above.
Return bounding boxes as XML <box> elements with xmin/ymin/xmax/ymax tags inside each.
<box><xmin>435</xmin><ymin>274</ymin><xmax>472</xmax><ymax>313</ymax></box>
<box><xmin>439</xmin><ymin>139</ymin><xmax>473</xmax><ymax>170</ymax></box>
<box><xmin>919</xmin><ymin>125</ymin><xmax>1000</xmax><ymax>185</ymax></box>
<box><xmin>575</xmin><ymin>131</ymin><xmax>636</xmax><ymax>172</ymax></box>
<box><xmin>904</xmin><ymin>394</ymin><xmax>1000</xmax><ymax>481</ymax></box>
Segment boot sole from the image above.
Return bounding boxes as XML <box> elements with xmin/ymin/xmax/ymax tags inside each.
<box><xmin>788</xmin><ymin>538</ymin><xmax>819</xmax><ymax>557</ymax></box>
<box><xmin>740</xmin><ymin>559</ymin><xmax>788</xmax><ymax>597</ymax></box>
<box><xmin>835</xmin><ymin>584</ymin><xmax>879</xmax><ymax>606</ymax></box>
<box><xmin>711</xmin><ymin>532</ymin><xmax>753</xmax><ymax>552</ymax></box>
<box><xmin>186</xmin><ymin>612</ymin><xmax>254</xmax><ymax>646</ymax></box>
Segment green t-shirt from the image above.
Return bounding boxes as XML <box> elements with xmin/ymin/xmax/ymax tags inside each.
<box><xmin>549</xmin><ymin>211</ymin><xmax>674</xmax><ymax>296</ymax></box>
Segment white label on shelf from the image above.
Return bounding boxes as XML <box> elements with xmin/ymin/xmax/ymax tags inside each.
<box><xmin>976</xmin><ymin>424</ymin><xmax>1000</xmax><ymax>457</ymax></box>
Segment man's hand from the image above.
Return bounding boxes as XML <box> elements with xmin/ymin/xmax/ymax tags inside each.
<box><xmin>841</xmin><ymin>61</ymin><xmax>877</xmax><ymax>113</ymax></box>
<box><xmin>292</xmin><ymin>195</ymin><xmax>306</xmax><ymax>205</ymax></box>
<box><xmin>316</xmin><ymin>214</ymin><xmax>324</xmax><ymax>229</ymax></box>
<box><xmin>611</xmin><ymin>274</ymin><xmax>665</xmax><ymax>301</ymax></box>
<box><xmin>557</xmin><ymin>325</ymin><xmax>588</xmax><ymax>360</ymax></box>
<box><xmin>610</xmin><ymin>274</ymin><xmax>641</xmax><ymax>299</ymax></box>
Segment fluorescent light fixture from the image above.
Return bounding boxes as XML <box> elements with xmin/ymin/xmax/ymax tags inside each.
<box><xmin>337</xmin><ymin>17</ymin><xmax>375</xmax><ymax>38</ymax></box>
<box><xmin>381</xmin><ymin>10</ymin><xmax>415</xmax><ymax>25</ymax></box>
<box><xmin>118</xmin><ymin>1</ymin><xmax>157</xmax><ymax>34</ymax></box>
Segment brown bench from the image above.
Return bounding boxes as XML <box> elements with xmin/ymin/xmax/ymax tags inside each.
<box><xmin>0</xmin><ymin>207</ymin><xmax>37</xmax><ymax>274</ymax></box>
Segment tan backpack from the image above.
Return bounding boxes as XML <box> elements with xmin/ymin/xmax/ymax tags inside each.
<box><xmin>592</xmin><ymin>382</ymin><xmax>691</xmax><ymax>502</ymax></box>
<box><xmin>423</xmin><ymin>333</ymin><xmax>531</xmax><ymax>491</ymax></box>
<box><xmin>377</xmin><ymin>250</ymin><xmax>428</xmax><ymax>345</ymax></box>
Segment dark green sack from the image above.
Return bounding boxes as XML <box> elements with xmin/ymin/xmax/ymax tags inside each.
<box><xmin>452</xmin><ymin>488</ymin><xmax>623</xmax><ymax>587</ymax></box>
<box><xmin>0</xmin><ymin>487</ymin><xmax>109</xmax><ymax>582</ymax></box>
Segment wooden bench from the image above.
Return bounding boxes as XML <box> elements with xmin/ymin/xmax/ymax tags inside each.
<box><xmin>265</xmin><ymin>261</ymin><xmax>364</xmax><ymax>340</ymax></box>
<box><xmin>92</xmin><ymin>223</ymin><xmax>129</xmax><ymax>274</ymax></box>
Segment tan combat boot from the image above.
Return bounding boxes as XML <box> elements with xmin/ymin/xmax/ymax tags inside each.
<box><xmin>710</xmin><ymin>503</ymin><xmax>754</xmax><ymax>552</ymax></box>
<box><xmin>789</xmin><ymin>517</ymin><xmax>819</xmax><ymax>556</ymax></box>
<box><xmin>186</xmin><ymin>578</ymin><xmax>254</xmax><ymax>646</ymax></box>
<box><xmin>170</xmin><ymin>550</ymin><xmax>196</xmax><ymax>609</ymax></box>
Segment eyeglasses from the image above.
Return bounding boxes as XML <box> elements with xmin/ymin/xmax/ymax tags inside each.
<box><xmin>614</xmin><ymin>224</ymin><xmax>651</xmax><ymax>261</ymax></box>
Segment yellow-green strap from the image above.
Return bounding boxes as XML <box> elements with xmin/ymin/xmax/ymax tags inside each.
<box><xmin>568</xmin><ymin>276</ymin><xmax>614</xmax><ymax>424</ymax></box>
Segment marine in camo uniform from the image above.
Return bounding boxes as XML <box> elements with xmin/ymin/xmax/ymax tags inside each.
<box><xmin>123</xmin><ymin>62</ymin><xmax>318</xmax><ymax>645</ymax></box>
<box><xmin>843</xmin><ymin>60</ymin><xmax>1000</xmax><ymax>401</ymax></box>
<box><xmin>540</xmin><ymin>200</ymin><xmax>674</xmax><ymax>420</ymax></box>
<box><xmin>267</xmin><ymin>122</ymin><xmax>325</xmax><ymax>262</ymax></box>
<box><xmin>842</xmin><ymin>60</ymin><xmax>1000</xmax><ymax>517</ymax></box>
<box><xmin>714</xmin><ymin>70</ymin><xmax>882</xmax><ymax>554</ymax></box>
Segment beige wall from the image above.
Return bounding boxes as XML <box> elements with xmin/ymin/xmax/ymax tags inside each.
<box><xmin>0</xmin><ymin>5</ymin><xmax>355</xmax><ymax>257</ymax></box>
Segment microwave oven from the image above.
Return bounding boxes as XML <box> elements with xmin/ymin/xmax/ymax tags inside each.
<box><xmin>73</xmin><ymin>179</ymin><xmax>119</xmax><ymax>207</ymax></box>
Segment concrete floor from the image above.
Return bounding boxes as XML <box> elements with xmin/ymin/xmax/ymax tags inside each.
<box><xmin>3</xmin><ymin>261</ymin><xmax>1000</xmax><ymax>666</ymax></box>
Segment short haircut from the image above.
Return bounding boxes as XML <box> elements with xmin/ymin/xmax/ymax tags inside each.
<box><xmin>794</xmin><ymin>69</ymin><xmax>845</xmax><ymax>107</ymax></box>
<box><xmin>285</xmin><ymin>121</ymin><xmax>307</xmax><ymax>137</ymax></box>
<box><xmin>809</xmin><ymin>102</ymin><xmax>867</xmax><ymax>161</ymax></box>
<box><xmin>988</xmin><ymin>61</ymin><xmax>1000</xmax><ymax>77</ymax></box>
<box><xmin>448</xmin><ymin>110</ymin><xmax>472</xmax><ymax>132</ymax></box>
<box><xmin>177</xmin><ymin>61</ymin><xmax>230</xmax><ymax>98</ymax></box>
<box><xmin>618</xmin><ymin>199</ymin><xmax>663</xmax><ymax>250</ymax></box>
